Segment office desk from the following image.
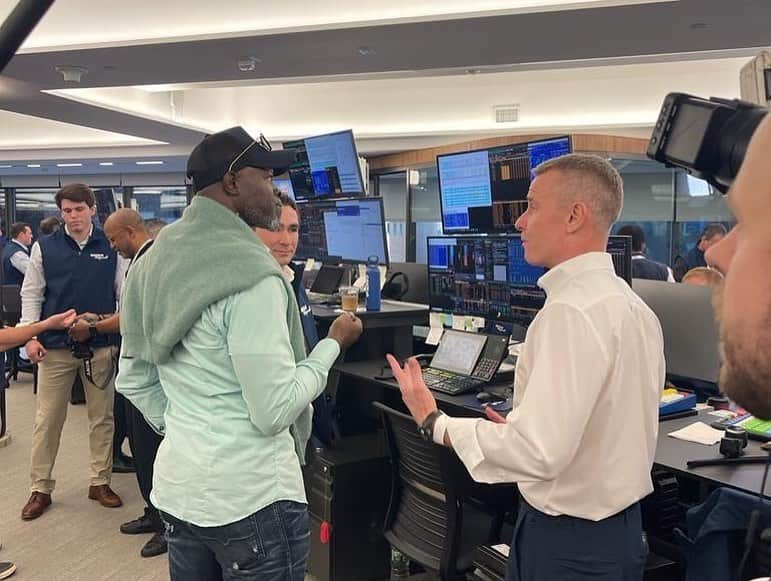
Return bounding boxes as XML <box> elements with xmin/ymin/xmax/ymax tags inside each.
<box><xmin>654</xmin><ymin>413</ymin><xmax>771</xmax><ymax>498</ymax></box>
<box><xmin>336</xmin><ymin>361</ymin><xmax>770</xmax><ymax>497</ymax></box>
<box><xmin>313</xmin><ymin>299</ymin><xmax>428</xmax><ymax>360</ymax></box>
<box><xmin>332</xmin><ymin>359</ymin><xmax>513</xmax><ymax>439</ymax></box>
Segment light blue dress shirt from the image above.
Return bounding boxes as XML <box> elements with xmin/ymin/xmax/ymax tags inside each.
<box><xmin>116</xmin><ymin>276</ymin><xmax>340</xmax><ymax>527</ymax></box>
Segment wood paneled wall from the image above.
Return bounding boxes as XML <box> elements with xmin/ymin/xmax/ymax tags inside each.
<box><xmin>368</xmin><ymin>133</ymin><xmax>649</xmax><ymax>171</ymax></box>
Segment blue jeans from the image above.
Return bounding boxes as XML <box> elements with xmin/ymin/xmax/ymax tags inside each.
<box><xmin>161</xmin><ymin>501</ymin><xmax>310</xmax><ymax>581</ymax></box>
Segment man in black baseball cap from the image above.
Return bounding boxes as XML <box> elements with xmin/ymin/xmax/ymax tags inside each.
<box><xmin>117</xmin><ymin>126</ymin><xmax>363</xmax><ymax>580</ymax></box>
<box><xmin>186</xmin><ymin>126</ymin><xmax>297</xmax><ymax>230</ymax></box>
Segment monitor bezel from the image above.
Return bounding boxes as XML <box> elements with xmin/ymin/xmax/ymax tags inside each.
<box><xmin>435</xmin><ymin>135</ymin><xmax>573</xmax><ymax>235</ymax></box>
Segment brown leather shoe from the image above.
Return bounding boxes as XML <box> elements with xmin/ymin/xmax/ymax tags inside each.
<box><xmin>21</xmin><ymin>492</ymin><xmax>51</xmax><ymax>520</ymax></box>
<box><xmin>88</xmin><ymin>485</ymin><xmax>123</xmax><ymax>508</ymax></box>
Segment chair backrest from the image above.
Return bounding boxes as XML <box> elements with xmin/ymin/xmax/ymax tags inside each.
<box><xmin>1</xmin><ymin>285</ymin><xmax>21</xmax><ymax>326</ymax></box>
<box><xmin>373</xmin><ymin>401</ymin><xmax>467</xmax><ymax>579</ymax></box>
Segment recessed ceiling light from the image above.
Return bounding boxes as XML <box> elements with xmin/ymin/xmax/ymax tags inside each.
<box><xmin>27</xmin><ymin>163</ymin><xmax>41</xmax><ymax>168</ymax></box>
<box><xmin>0</xmin><ymin>164</ymin><xmax>12</xmax><ymax>168</ymax></box>
<box><xmin>136</xmin><ymin>161</ymin><xmax>164</xmax><ymax>165</ymax></box>
<box><xmin>57</xmin><ymin>163</ymin><xmax>82</xmax><ymax>167</ymax></box>
<box><xmin>99</xmin><ymin>162</ymin><xmax>114</xmax><ymax>166</ymax></box>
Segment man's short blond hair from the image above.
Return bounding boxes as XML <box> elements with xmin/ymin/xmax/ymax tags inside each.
<box><xmin>682</xmin><ymin>266</ymin><xmax>723</xmax><ymax>287</ymax></box>
<box><xmin>534</xmin><ymin>153</ymin><xmax>624</xmax><ymax>232</ymax></box>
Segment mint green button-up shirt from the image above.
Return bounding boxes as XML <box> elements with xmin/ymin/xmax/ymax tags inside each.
<box><xmin>116</xmin><ymin>276</ymin><xmax>339</xmax><ymax>527</ymax></box>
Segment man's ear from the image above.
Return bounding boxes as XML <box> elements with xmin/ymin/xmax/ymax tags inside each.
<box><xmin>566</xmin><ymin>201</ymin><xmax>589</xmax><ymax>234</ymax></box>
<box><xmin>222</xmin><ymin>172</ymin><xmax>240</xmax><ymax>197</ymax></box>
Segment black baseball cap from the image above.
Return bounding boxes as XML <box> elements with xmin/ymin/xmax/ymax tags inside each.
<box><xmin>186</xmin><ymin>126</ymin><xmax>297</xmax><ymax>190</ymax></box>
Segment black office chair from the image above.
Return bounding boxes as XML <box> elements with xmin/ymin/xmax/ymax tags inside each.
<box><xmin>0</xmin><ymin>284</ymin><xmax>35</xmax><ymax>384</ymax></box>
<box><xmin>373</xmin><ymin>402</ymin><xmax>514</xmax><ymax>580</ymax></box>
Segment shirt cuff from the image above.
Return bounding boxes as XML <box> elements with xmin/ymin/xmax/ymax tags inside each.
<box><xmin>308</xmin><ymin>337</ymin><xmax>341</xmax><ymax>367</ymax></box>
<box><xmin>444</xmin><ymin>416</ymin><xmax>487</xmax><ymax>474</ymax></box>
<box><xmin>433</xmin><ymin>413</ymin><xmax>449</xmax><ymax>446</ymax></box>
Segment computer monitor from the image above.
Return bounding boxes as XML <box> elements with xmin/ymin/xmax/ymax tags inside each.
<box><xmin>282</xmin><ymin>130</ymin><xmax>365</xmax><ymax>201</ymax></box>
<box><xmin>427</xmin><ymin>235</ymin><xmax>547</xmax><ymax>327</ymax></box>
<box><xmin>272</xmin><ymin>175</ymin><xmax>295</xmax><ymax>199</ymax></box>
<box><xmin>632</xmin><ymin>279</ymin><xmax>720</xmax><ymax>385</ymax></box>
<box><xmin>436</xmin><ymin>136</ymin><xmax>572</xmax><ymax>234</ymax></box>
<box><xmin>607</xmin><ymin>235</ymin><xmax>633</xmax><ymax>285</ymax></box>
<box><xmin>296</xmin><ymin>197</ymin><xmax>389</xmax><ymax>265</ymax></box>
<box><xmin>428</xmin><ymin>233</ymin><xmax>635</xmax><ymax>326</ymax></box>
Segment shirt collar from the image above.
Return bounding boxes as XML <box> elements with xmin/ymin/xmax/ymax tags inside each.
<box><xmin>11</xmin><ymin>239</ymin><xmax>27</xmax><ymax>249</ymax></box>
<box><xmin>64</xmin><ymin>224</ymin><xmax>94</xmax><ymax>247</ymax></box>
<box><xmin>537</xmin><ymin>251</ymin><xmax>615</xmax><ymax>296</ymax></box>
<box><xmin>282</xmin><ymin>265</ymin><xmax>295</xmax><ymax>282</ymax></box>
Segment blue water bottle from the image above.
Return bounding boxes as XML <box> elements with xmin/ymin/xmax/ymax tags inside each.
<box><xmin>366</xmin><ymin>255</ymin><xmax>381</xmax><ymax>311</ymax></box>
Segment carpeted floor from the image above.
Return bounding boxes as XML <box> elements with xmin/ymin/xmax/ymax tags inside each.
<box><xmin>0</xmin><ymin>377</ymin><xmax>169</xmax><ymax>580</ymax></box>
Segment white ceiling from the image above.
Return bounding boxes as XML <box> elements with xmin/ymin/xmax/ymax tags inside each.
<box><xmin>0</xmin><ymin>0</ymin><xmax>769</xmax><ymax>168</ymax></box>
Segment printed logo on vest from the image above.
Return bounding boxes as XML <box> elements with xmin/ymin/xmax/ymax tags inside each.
<box><xmin>89</xmin><ymin>252</ymin><xmax>110</xmax><ymax>260</ymax></box>
<box><xmin>301</xmin><ymin>304</ymin><xmax>312</xmax><ymax>316</ymax></box>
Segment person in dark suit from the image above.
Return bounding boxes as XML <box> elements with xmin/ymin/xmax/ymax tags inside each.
<box><xmin>616</xmin><ymin>224</ymin><xmax>673</xmax><ymax>281</ymax></box>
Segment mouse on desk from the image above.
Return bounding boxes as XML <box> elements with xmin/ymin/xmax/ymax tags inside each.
<box><xmin>476</xmin><ymin>391</ymin><xmax>506</xmax><ymax>404</ymax></box>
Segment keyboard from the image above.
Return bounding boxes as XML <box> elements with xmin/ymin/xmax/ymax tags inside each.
<box><xmin>711</xmin><ymin>413</ymin><xmax>771</xmax><ymax>442</ymax></box>
<box><xmin>422</xmin><ymin>368</ymin><xmax>484</xmax><ymax>395</ymax></box>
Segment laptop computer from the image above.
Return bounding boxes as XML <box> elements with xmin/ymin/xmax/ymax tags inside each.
<box><xmin>307</xmin><ymin>264</ymin><xmax>346</xmax><ymax>303</ymax></box>
<box><xmin>422</xmin><ymin>330</ymin><xmax>509</xmax><ymax>395</ymax></box>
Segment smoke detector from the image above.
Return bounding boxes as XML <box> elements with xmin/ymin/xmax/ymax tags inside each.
<box><xmin>493</xmin><ymin>104</ymin><xmax>519</xmax><ymax>123</ymax></box>
<box><xmin>237</xmin><ymin>56</ymin><xmax>262</xmax><ymax>72</ymax></box>
<box><xmin>55</xmin><ymin>65</ymin><xmax>88</xmax><ymax>83</ymax></box>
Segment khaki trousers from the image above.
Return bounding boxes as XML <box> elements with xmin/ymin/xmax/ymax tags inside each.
<box><xmin>29</xmin><ymin>346</ymin><xmax>117</xmax><ymax>494</ymax></box>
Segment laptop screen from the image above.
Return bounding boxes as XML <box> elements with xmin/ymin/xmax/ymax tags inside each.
<box><xmin>431</xmin><ymin>330</ymin><xmax>487</xmax><ymax>376</ymax></box>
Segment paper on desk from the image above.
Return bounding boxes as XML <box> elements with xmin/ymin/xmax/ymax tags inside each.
<box><xmin>491</xmin><ymin>544</ymin><xmax>510</xmax><ymax>558</ymax></box>
<box><xmin>471</xmin><ymin>316</ymin><xmax>485</xmax><ymax>330</ymax></box>
<box><xmin>452</xmin><ymin>315</ymin><xmax>472</xmax><ymax>331</ymax></box>
<box><xmin>668</xmin><ymin>421</ymin><xmax>723</xmax><ymax>446</ymax></box>
<box><xmin>426</xmin><ymin>313</ymin><xmax>444</xmax><ymax>346</ymax></box>
<box><xmin>305</xmin><ymin>258</ymin><xmax>315</xmax><ymax>272</ymax></box>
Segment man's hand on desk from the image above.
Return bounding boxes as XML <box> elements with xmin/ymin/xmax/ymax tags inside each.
<box><xmin>386</xmin><ymin>354</ymin><xmax>438</xmax><ymax>425</ymax></box>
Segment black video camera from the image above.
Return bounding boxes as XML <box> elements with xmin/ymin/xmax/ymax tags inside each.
<box><xmin>68</xmin><ymin>336</ymin><xmax>94</xmax><ymax>360</ymax></box>
<box><xmin>647</xmin><ymin>93</ymin><xmax>768</xmax><ymax>193</ymax></box>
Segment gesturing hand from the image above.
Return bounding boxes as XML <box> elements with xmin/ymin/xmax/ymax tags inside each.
<box><xmin>385</xmin><ymin>354</ymin><xmax>438</xmax><ymax>426</ymax></box>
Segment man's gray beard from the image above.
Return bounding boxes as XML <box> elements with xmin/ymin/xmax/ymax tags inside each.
<box><xmin>241</xmin><ymin>199</ymin><xmax>281</xmax><ymax>231</ymax></box>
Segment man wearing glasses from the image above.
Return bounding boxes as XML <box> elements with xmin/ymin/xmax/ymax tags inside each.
<box><xmin>116</xmin><ymin>127</ymin><xmax>362</xmax><ymax>581</ymax></box>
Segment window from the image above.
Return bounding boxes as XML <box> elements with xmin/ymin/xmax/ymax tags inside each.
<box><xmin>611</xmin><ymin>159</ymin><xmax>675</xmax><ymax>265</ymax></box>
<box><xmin>14</xmin><ymin>189</ymin><xmax>60</xmax><ymax>238</ymax></box>
<box><xmin>130</xmin><ymin>186</ymin><xmax>187</xmax><ymax>225</ymax></box>
<box><xmin>376</xmin><ymin>172</ymin><xmax>408</xmax><ymax>263</ymax></box>
<box><xmin>408</xmin><ymin>167</ymin><xmax>442</xmax><ymax>264</ymax></box>
<box><xmin>672</xmin><ymin>172</ymin><xmax>735</xmax><ymax>262</ymax></box>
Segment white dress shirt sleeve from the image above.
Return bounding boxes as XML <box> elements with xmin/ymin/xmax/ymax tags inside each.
<box><xmin>442</xmin><ymin>302</ymin><xmax>611</xmax><ymax>483</ymax></box>
<box><xmin>10</xmin><ymin>250</ymin><xmax>30</xmax><ymax>275</ymax></box>
<box><xmin>19</xmin><ymin>242</ymin><xmax>46</xmax><ymax>325</ymax></box>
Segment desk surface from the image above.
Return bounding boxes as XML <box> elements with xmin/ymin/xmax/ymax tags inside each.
<box><xmin>337</xmin><ymin>359</ymin><xmax>771</xmax><ymax>497</ymax></box>
<box><xmin>312</xmin><ymin>299</ymin><xmax>428</xmax><ymax>326</ymax></box>
<box><xmin>655</xmin><ymin>413</ymin><xmax>771</xmax><ymax>497</ymax></box>
<box><xmin>335</xmin><ymin>358</ymin><xmax>512</xmax><ymax>418</ymax></box>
